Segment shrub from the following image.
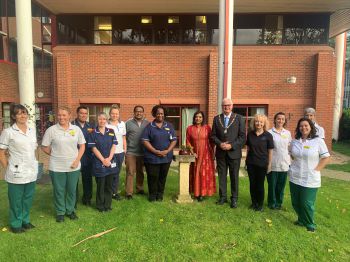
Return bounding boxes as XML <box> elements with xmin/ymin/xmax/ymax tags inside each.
<box><xmin>339</xmin><ymin>108</ymin><xmax>350</xmax><ymax>140</ymax></box>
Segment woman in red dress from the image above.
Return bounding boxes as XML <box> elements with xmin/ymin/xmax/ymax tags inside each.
<box><xmin>186</xmin><ymin>111</ymin><xmax>216</xmax><ymax>201</ymax></box>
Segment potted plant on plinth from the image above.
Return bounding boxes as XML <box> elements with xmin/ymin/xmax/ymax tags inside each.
<box><xmin>179</xmin><ymin>145</ymin><xmax>193</xmax><ymax>155</ymax></box>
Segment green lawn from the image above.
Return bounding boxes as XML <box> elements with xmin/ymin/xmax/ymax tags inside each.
<box><xmin>326</xmin><ymin>140</ymin><xmax>350</xmax><ymax>172</ymax></box>
<box><xmin>0</xmin><ymin>169</ymin><xmax>349</xmax><ymax>261</ymax></box>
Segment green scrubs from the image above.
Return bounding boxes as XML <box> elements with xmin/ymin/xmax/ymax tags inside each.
<box><xmin>50</xmin><ymin>170</ymin><xmax>80</xmax><ymax>215</ymax></box>
<box><xmin>267</xmin><ymin>171</ymin><xmax>287</xmax><ymax>208</ymax></box>
<box><xmin>290</xmin><ymin>182</ymin><xmax>318</xmax><ymax>230</ymax></box>
<box><xmin>8</xmin><ymin>182</ymin><xmax>36</xmax><ymax>229</ymax></box>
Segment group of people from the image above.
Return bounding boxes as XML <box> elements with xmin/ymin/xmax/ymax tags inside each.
<box><xmin>0</xmin><ymin>100</ymin><xmax>330</xmax><ymax>234</ymax></box>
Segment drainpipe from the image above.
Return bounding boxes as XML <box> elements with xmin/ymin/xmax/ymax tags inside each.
<box><xmin>218</xmin><ymin>0</ymin><xmax>234</xmax><ymax>112</ymax></box>
<box><xmin>333</xmin><ymin>32</ymin><xmax>347</xmax><ymax>140</ymax></box>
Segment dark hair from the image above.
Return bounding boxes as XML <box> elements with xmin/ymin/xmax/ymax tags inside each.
<box><xmin>295</xmin><ymin>117</ymin><xmax>318</xmax><ymax>139</ymax></box>
<box><xmin>134</xmin><ymin>105</ymin><xmax>144</xmax><ymax>112</ymax></box>
<box><xmin>76</xmin><ymin>106</ymin><xmax>88</xmax><ymax>114</ymax></box>
<box><xmin>10</xmin><ymin>104</ymin><xmax>29</xmax><ymax>124</ymax></box>
<box><xmin>151</xmin><ymin>105</ymin><xmax>167</xmax><ymax>118</ymax></box>
<box><xmin>274</xmin><ymin>112</ymin><xmax>287</xmax><ymax>128</ymax></box>
<box><xmin>192</xmin><ymin>110</ymin><xmax>206</xmax><ymax>125</ymax></box>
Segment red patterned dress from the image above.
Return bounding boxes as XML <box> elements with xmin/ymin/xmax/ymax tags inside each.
<box><xmin>186</xmin><ymin>124</ymin><xmax>216</xmax><ymax>197</ymax></box>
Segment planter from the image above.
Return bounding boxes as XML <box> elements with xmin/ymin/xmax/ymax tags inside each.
<box><xmin>179</xmin><ymin>150</ymin><xmax>191</xmax><ymax>155</ymax></box>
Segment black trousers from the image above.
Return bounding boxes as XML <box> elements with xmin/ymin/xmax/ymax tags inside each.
<box><xmin>95</xmin><ymin>174</ymin><xmax>113</xmax><ymax>211</ymax></box>
<box><xmin>217</xmin><ymin>156</ymin><xmax>241</xmax><ymax>200</ymax></box>
<box><xmin>144</xmin><ymin>162</ymin><xmax>171</xmax><ymax>201</ymax></box>
<box><xmin>247</xmin><ymin>164</ymin><xmax>267</xmax><ymax>208</ymax></box>
<box><xmin>81</xmin><ymin>165</ymin><xmax>93</xmax><ymax>202</ymax></box>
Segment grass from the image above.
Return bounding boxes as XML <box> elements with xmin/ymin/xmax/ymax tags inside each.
<box><xmin>326</xmin><ymin>140</ymin><xmax>350</xmax><ymax>173</ymax></box>
<box><xmin>0</xmin><ymin>168</ymin><xmax>349</xmax><ymax>261</ymax></box>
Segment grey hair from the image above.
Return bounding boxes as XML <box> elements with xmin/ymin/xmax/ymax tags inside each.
<box><xmin>97</xmin><ymin>112</ymin><xmax>108</xmax><ymax>119</ymax></box>
<box><xmin>304</xmin><ymin>107</ymin><xmax>316</xmax><ymax>115</ymax></box>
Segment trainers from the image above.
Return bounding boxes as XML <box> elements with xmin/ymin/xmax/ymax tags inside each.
<box><xmin>307</xmin><ymin>227</ymin><xmax>315</xmax><ymax>233</ymax></box>
<box><xmin>22</xmin><ymin>223</ymin><xmax>35</xmax><ymax>230</ymax></box>
<box><xmin>67</xmin><ymin>212</ymin><xmax>78</xmax><ymax>220</ymax></box>
<box><xmin>56</xmin><ymin>215</ymin><xmax>64</xmax><ymax>223</ymax></box>
<box><xmin>136</xmin><ymin>190</ymin><xmax>145</xmax><ymax>195</ymax></box>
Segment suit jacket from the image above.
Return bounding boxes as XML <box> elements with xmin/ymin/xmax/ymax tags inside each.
<box><xmin>211</xmin><ymin>113</ymin><xmax>246</xmax><ymax>159</ymax></box>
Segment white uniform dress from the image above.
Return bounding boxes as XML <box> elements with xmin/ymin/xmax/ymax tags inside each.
<box><xmin>0</xmin><ymin>124</ymin><xmax>38</xmax><ymax>184</ymax></box>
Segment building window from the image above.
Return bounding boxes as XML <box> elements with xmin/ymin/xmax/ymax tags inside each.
<box><xmin>233</xmin><ymin>105</ymin><xmax>267</xmax><ymax>132</ymax></box>
<box><xmin>163</xmin><ymin>106</ymin><xmax>199</xmax><ymax>147</ymax></box>
<box><xmin>36</xmin><ymin>104</ymin><xmax>54</xmax><ymax>141</ymax></box>
<box><xmin>81</xmin><ymin>104</ymin><xmax>119</xmax><ymax>126</ymax></box>
<box><xmin>94</xmin><ymin>16</ymin><xmax>112</xmax><ymax>44</ymax></box>
<box><xmin>1</xmin><ymin>103</ymin><xmax>11</xmax><ymax>129</ymax></box>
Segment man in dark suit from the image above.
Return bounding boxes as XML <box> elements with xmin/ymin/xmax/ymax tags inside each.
<box><xmin>211</xmin><ymin>98</ymin><xmax>246</xmax><ymax>208</ymax></box>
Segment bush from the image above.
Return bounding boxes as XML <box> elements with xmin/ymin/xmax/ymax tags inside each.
<box><xmin>339</xmin><ymin>108</ymin><xmax>350</xmax><ymax>140</ymax></box>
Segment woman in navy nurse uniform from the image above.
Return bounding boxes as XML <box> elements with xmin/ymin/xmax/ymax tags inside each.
<box><xmin>141</xmin><ymin>105</ymin><xmax>177</xmax><ymax>202</ymax></box>
<box><xmin>88</xmin><ymin>112</ymin><xmax>118</xmax><ymax>212</ymax></box>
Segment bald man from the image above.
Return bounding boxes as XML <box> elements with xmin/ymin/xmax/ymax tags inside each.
<box><xmin>211</xmin><ymin>98</ymin><xmax>246</xmax><ymax>208</ymax></box>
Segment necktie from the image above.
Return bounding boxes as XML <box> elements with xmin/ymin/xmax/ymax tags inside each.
<box><xmin>224</xmin><ymin>116</ymin><xmax>229</xmax><ymax>128</ymax></box>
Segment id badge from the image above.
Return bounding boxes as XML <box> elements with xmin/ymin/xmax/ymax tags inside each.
<box><xmin>111</xmin><ymin>162</ymin><xmax>117</xmax><ymax>168</ymax></box>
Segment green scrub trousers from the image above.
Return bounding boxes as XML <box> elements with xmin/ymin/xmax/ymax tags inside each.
<box><xmin>8</xmin><ymin>182</ymin><xmax>36</xmax><ymax>229</ymax></box>
<box><xmin>50</xmin><ymin>170</ymin><xmax>80</xmax><ymax>216</ymax></box>
<box><xmin>267</xmin><ymin>171</ymin><xmax>287</xmax><ymax>208</ymax></box>
<box><xmin>290</xmin><ymin>182</ymin><xmax>318</xmax><ymax>230</ymax></box>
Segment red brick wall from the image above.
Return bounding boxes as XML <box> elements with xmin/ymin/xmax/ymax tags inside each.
<box><xmin>0</xmin><ymin>61</ymin><xmax>19</xmax><ymax>130</ymax></box>
<box><xmin>52</xmin><ymin>45</ymin><xmax>335</xmax><ymax>148</ymax></box>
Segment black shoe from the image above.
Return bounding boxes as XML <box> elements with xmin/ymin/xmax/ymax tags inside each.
<box><xmin>56</xmin><ymin>215</ymin><xmax>65</xmax><ymax>222</ymax></box>
<box><xmin>82</xmin><ymin>200</ymin><xmax>92</xmax><ymax>206</ymax></box>
<box><xmin>112</xmin><ymin>194</ymin><xmax>122</xmax><ymax>201</ymax></box>
<box><xmin>22</xmin><ymin>223</ymin><xmax>35</xmax><ymax>230</ymax></box>
<box><xmin>126</xmin><ymin>195</ymin><xmax>133</xmax><ymax>200</ymax></box>
<box><xmin>294</xmin><ymin>221</ymin><xmax>303</xmax><ymax>227</ymax></box>
<box><xmin>104</xmin><ymin>207</ymin><xmax>112</xmax><ymax>212</ymax></box>
<box><xmin>307</xmin><ymin>227</ymin><xmax>315</xmax><ymax>233</ymax></box>
<box><xmin>216</xmin><ymin>198</ymin><xmax>228</xmax><ymax>205</ymax></box>
<box><xmin>149</xmin><ymin>198</ymin><xmax>156</xmax><ymax>202</ymax></box>
<box><xmin>67</xmin><ymin>212</ymin><xmax>78</xmax><ymax>220</ymax></box>
<box><xmin>97</xmin><ymin>208</ymin><xmax>105</xmax><ymax>213</ymax></box>
<box><xmin>230</xmin><ymin>200</ymin><xmax>237</xmax><ymax>208</ymax></box>
<box><xmin>136</xmin><ymin>190</ymin><xmax>145</xmax><ymax>195</ymax></box>
<box><xmin>255</xmin><ymin>206</ymin><xmax>263</xmax><ymax>212</ymax></box>
<box><xmin>11</xmin><ymin>227</ymin><xmax>25</xmax><ymax>234</ymax></box>
<box><xmin>197</xmin><ymin>196</ymin><xmax>204</xmax><ymax>202</ymax></box>
<box><xmin>156</xmin><ymin>197</ymin><xmax>163</xmax><ymax>202</ymax></box>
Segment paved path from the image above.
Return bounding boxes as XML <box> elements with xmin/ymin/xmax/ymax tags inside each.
<box><xmin>322</xmin><ymin>169</ymin><xmax>350</xmax><ymax>181</ymax></box>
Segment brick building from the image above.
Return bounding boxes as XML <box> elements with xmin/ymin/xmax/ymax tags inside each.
<box><xmin>1</xmin><ymin>0</ymin><xmax>350</xmax><ymax>148</ymax></box>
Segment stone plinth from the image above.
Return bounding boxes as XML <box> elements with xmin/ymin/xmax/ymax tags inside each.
<box><xmin>174</xmin><ymin>155</ymin><xmax>196</xmax><ymax>203</ymax></box>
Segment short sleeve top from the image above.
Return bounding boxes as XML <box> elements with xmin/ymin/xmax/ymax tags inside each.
<box><xmin>141</xmin><ymin>121</ymin><xmax>177</xmax><ymax>164</ymax></box>
<box><xmin>42</xmin><ymin>123</ymin><xmax>86</xmax><ymax>172</ymax></box>
<box><xmin>246</xmin><ymin>130</ymin><xmax>274</xmax><ymax>167</ymax></box>
<box><xmin>0</xmin><ymin>124</ymin><xmax>38</xmax><ymax>184</ymax></box>
<box><xmin>268</xmin><ymin>127</ymin><xmax>292</xmax><ymax>172</ymax></box>
<box><xmin>289</xmin><ymin>137</ymin><xmax>330</xmax><ymax>188</ymax></box>
<box><xmin>106</xmin><ymin>121</ymin><xmax>126</xmax><ymax>154</ymax></box>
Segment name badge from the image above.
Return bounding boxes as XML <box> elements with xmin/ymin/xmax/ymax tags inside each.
<box><xmin>111</xmin><ymin>162</ymin><xmax>117</xmax><ymax>168</ymax></box>
<box><xmin>303</xmin><ymin>146</ymin><xmax>310</xmax><ymax>149</ymax></box>
<box><xmin>281</xmin><ymin>135</ymin><xmax>288</xmax><ymax>139</ymax></box>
